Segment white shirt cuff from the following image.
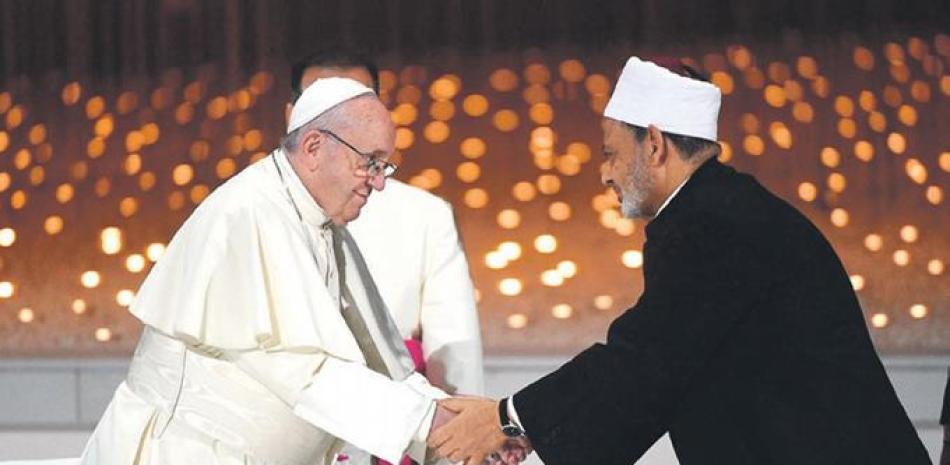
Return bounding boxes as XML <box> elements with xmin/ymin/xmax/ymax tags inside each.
<box><xmin>507</xmin><ymin>396</ymin><xmax>525</xmax><ymax>432</ymax></box>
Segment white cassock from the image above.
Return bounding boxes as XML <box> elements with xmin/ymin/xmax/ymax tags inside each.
<box><xmin>79</xmin><ymin>150</ymin><xmax>446</xmax><ymax>465</ymax></box>
<box><xmin>348</xmin><ymin>179</ymin><xmax>483</xmax><ymax>396</ymax></box>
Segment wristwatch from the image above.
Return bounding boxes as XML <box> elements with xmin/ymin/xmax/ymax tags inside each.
<box><xmin>498</xmin><ymin>397</ymin><xmax>526</xmax><ymax>438</ymax></box>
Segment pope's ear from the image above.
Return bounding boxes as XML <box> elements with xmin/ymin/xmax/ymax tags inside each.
<box><xmin>646</xmin><ymin>124</ymin><xmax>668</xmax><ymax>167</ymax></box>
<box><xmin>298</xmin><ymin>129</ymin><xmax>325</xmax><ymax>171</ymax></box>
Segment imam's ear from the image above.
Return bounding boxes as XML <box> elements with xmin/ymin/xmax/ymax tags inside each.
<box><xmin>646</xmin><ymin>124</ymin><xmax>668</xmax><ymax>166</ymax></box>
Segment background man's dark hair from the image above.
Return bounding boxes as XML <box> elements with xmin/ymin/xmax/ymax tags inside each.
<box><xmin>625</xmin><ymin>57</ymin><xmax>721</xmax><ymax>163</ymax></box>
<box><xmin>290</xmin><ymin>49</ymin><xmax>380</xmax><ymax>102</ymax></box>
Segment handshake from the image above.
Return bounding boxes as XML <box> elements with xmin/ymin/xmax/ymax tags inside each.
<box><xmin>427</xmin><ymin>397</ymin><xmax>533</xmax><ymax>465</ymax></box>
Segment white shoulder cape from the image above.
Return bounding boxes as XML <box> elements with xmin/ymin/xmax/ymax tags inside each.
<box><xmin>130</xmin><ymin>158</ymin><xmax>365</xmax><ymax>362</ymax></box>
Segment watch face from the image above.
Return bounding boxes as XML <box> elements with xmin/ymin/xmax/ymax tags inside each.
<box><xmin>502</xmin><ymin>424</ymin><xmax>523</xmax><ymax>438</ymax></box>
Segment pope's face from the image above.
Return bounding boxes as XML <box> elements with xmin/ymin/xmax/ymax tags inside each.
<box><xmin>312</xmin><ymin>98</ymin><xmax>395</xmax><ymax>226</ymax></box>
<box><xmin>600</xmin><ymin>118</ymin><xmax>657</xmax><ymax>219</ymax></box>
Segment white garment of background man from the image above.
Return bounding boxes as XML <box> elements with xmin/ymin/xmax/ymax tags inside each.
<box><xmin>288</xmin><ymin>55</ymin><xmax>484</xmax><ymax>399</ymax></box>
<box><xmin>79</xmin><ymin>78</ymin><xmax>452</xmax><ymax>465</ymax></box>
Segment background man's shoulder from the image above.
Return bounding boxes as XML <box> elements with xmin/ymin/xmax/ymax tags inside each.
<box><xmin>365</xmin><ymin>179</ymin><xmax>455</xmax><ymax>220</ymax></box>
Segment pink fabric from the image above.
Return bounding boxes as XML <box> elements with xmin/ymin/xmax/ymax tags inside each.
<box><xmin>404</xmin><ymin>338</ymin><xmax>426</xmax><ymax>375</ymax></box>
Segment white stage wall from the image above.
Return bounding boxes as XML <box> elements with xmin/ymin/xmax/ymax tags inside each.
<box><xmin>1</xmin><ymin>356</ymin><xmax>947</xmax><ymax>463</ymax></box>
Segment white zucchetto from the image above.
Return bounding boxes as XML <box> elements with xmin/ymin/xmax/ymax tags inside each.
<box><xmin>287</xmin><ymin>77</ymin><xmax>375</xmax><ymax>134</ymax></box>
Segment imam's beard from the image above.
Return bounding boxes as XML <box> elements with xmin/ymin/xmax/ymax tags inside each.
<box><xmin>619</xmin><ymin>154</ymin><xmax>654</xmax><ymax>219</ymax></box>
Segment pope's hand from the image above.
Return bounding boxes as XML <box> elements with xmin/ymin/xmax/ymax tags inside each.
<box><xmin>427</xmin><ymin>397</ymin><xmax>517</xmax><ymax>465</ymax></box>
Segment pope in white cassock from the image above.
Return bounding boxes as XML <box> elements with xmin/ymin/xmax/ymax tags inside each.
<box><xmin>79</xmin><ymin>78</ymin><xmax>452</xmax><ymax>465</ymax></box>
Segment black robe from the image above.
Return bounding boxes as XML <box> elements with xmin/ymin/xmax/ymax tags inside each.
<box><xmin>513</xmin><ymin>159</ymin><xmax>929</xmax><ymax>465</ymax></box>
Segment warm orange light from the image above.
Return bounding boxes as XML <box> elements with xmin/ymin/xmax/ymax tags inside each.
<box><xmin>498</xmin><ymin>242</ymin><xmax>522</xmax><ymax>261</ymax></box>
<box><xmin>899</xmin><ymin>225</ymin><xmax>918</xmax><ymax>243</ymax></box>
<box><xmin>551</xmin><ymin>304</ymin><xmax>573</xmax><ymax>319</ymax></box>
<box><xmin>485</xmin><ymin>251</ymin><xmax>508</xmax><ymax>270</ymax></box>
<box><xmin>81</xmin><ymin>271</ymin><xmax>102</xmax><ymax>288</ymax></box>
<box><xmin>868</xmin><ymin>111</ymin><xmax>887</xmax><ymax>133</ymax></box>
<box><xmin>126</xmin><ymin>254</ymin><xmax>146</xmax><ymax>273</ymax></box>
<box><xmin>853</xmin><ymin>47</ymin><xmax>875</xmax><ymax>70</ymax></box>
<box><xmin>622</xmin><ymin>250</ymin><xmax>643</xmax><ymax>269</ymax></box>
<box><xmin>764</xmin><ymin>85</ymin><xmax>786</xmax><ymax>108</ymax></box>
<box><xmin>430</xmin><ymin>100</ymin><xmax>456</xmax><ymax>121</ymax></box>
<box><xmin>541</xmin><ymin>269</ymin><xmax>564</xmax><ymax>287</ymax></box>
<box><xmin>711</xmin><ymin>71</ymin><xmax>734</xmax><ymax>95</ymax></box>
<box><xmin>830</xmin><ymin>208</ymin><xmax>849</xmax><ymax>227</ymax></box>
<box><xmin>62</xmin><ymin>82</ymin><xmax>82</xmax><ymax>105</ymax></box>
<box><xmin>95</xmin><ymin>328</ymin><xmax>113</xmax><ymax>342</ymax></box>
<box><xmin>798</xmin><ymin>182</ymin><xmax>817</xmax><ymax>202</ymax></box>
<box><xmin>394</xmin><ymin>127</ymin><xmax>414</xmax><ymax>150</ymax></box>
<box><xmin>849</xmin><ymin>275</ymin><xmax>865</xmax><ymax>291</ymax></box>
<box><xmin>585</xmin><ymin>74</ymin><xmax>611</xmax><ymax>96</ymax></box>
<box><xmin>0</xmin><ymin>281</ymin><xmax>13</xmax><ymax>298</ymax></box>
<box><xmin>529</xmin><ymin>103</ymin><xmax>554</xmax><ymax>125</ymax></box>
<box><xmin>534</xmin><ymin>235</ymin><xmax>557</xmax><ymax>254</ymax></box>
<box><xmin>594</xmin><ymin>295</ymin><xmax>614</xmax><ymax>311</ymax></box>
<box><xmin>460</xmin><ymin>138</ymin><xmax>486</xmax><ymax>159</ymax></box>
<box><xmin>743</xmin><ymin>135</ymin><xmax>764</xmax><ymax>156</ymax></box>
<box><xmin>928</xmin><ymin>259</ymin><xmax>945</xmax><ymax>276</ymax></box>
<box><xmin>172</xmin><ymin>164</ymin><xmax>195</xmax><ymax>186</ymax></box>
<box><xmin>463</xmin><ymin>188</ymin><xmax>489</xmax><ymax>209</ymax></box>
<box><xmin>497</xmin><ymin>209</ymin><xmax>521</xmax><ymax>229</ymax></box>
<box><xmin>44</xmin><ymin>216</ymin><xmax>63</xmax><ymax>235</ymax></box>
<box><xmin>0</xmin><ymin>228</ymin><xmax>15</xmax><ymax>247</ymax></box>
<box><xmin>423</xmin><ymin>121</ymin><xmax>450</xmax><ymax>144</ymax></box>
<box><xmin>769</xmin><ymin>122</ymin><xmax>792</xmax><ymax>149</ymax></box>
<box><xmin>456</xmin><ymin>162</ymin><xmax>481</xmax><ymax>183</ymax></box>
<box><xmin>925</xmin><ymin>186</ymin><xmax>943</xmax><ymax>205</ymax></box>
<box><xmin>492</xmin><ymin>109</ymin><xmax>520</xmax><ymax>132</ymax></box>
<box><xmin>429</xmin><ymin>76</ymin><xmax>460</xmax><ymax>101</ymax></box>
<box><xmin>549</xmin><ymin>202</ymin><xmax>572</xmax><ymax>221</ymax></box>
<box><xmin>827</xmin><ymin>173</ymin><xmax>847</xmax><ymax>193</ymax></box>
<box><xmin>536</xmin><ymin>174</ymin><xmax>561</xmax><ymax>195</ymax></box>
<box><xmin>909</xmin><ymin>304</ymin><xmax>928</xmax><ymax>319</ymax></box>
<box><xmin>462</xmin><ymin>94</ymin><xmax>489</xmax><ymax>117</ymax></box>
<box><xmin>870</xmin><ymin>313</ymin><xmax>889</xmax><ymax>328</ymax></box>
<box><xmin>905</xmin><ymin>159</ymin><xmax>927</xmax><ymax>184</ymax></box>
<box><xmin>18</xmin><ymin>308</ymin><xmax>34</xmax><ymax>323</ymax></box>
<box><xmin>498</xmin><ymin>278</ymin><xmax>523</xmax><ymax>297</ymax></box>
<box><xmin>72</xmin><ymin>299</ymin><xmax>87</xmax><ymax>315</ymax></box>
<box><xmin>557</xmin><ymin>260</ymin><xmax>578</xmax><ymax>278</ymax></box>
<box><xmin>898</xmin><ymin>105</ymin><xmax>918</xmax><ymax>126</ymax></box>
<box><xmin>512</xmin><ymin>182</ymin><xmax>537</xmax><ymax>202</ymax></box>
<box><xmin>146</xmin><ymin>243</ymin><xmax>166</xmax><ymax>262</ymax></box>
<box><xmin>837</xmin><ymin>118</ymin><xmax>856</xmax><ymax>139</ymax></box>
<box><xmin>506</xmin><ymin>313</ymin><xmax>528</xmax><ymax>329</ymax></box>
<box><xmin>489</xmin><ymin>69</ymin><xmax>519</xmax><ymax>92</ymax></box>
<box><xmin>864</xmin><ymin>234</ymin><xmax>883</xmax><ymax>252</ymax></box>
<box><xmin>792</xmin><ymin>102</ymin><xmax>814</xmax><ymax>123</ymax></box>
<box><xmin>893</xmin><ymin>250</ymin><xmax>910</xmax><ymax>266</ymax></box>
<box><xmin>853</xmin><ymin>140</ymin><xmax>874</xmax><ymax>162</ymax></box>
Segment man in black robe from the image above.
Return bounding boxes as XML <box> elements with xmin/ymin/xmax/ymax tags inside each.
<box><xmin>429</xmin><ymin>56</ymin><xmax>929</xmax><ymax>465</ymax></box>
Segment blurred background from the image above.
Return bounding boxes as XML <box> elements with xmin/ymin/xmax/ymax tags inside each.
<box><xmin>0</xmin><ymin>0</ymin><xmax>947</xmax><ymax>462</ymax></box>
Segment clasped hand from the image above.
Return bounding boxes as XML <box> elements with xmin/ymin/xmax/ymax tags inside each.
<box><xmin>427</xmin><ymin>397</ymin><xmax>532</xmax><ymax>465</ymax></box>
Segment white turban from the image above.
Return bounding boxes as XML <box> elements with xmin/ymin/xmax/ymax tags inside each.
<box><xmin>604</xmin><ymin>56</ymin><xmax>721</xmax><ymax>142</ymax></box>
<box><xmin>287</xmin><ymin>77</ymin><xmax>375</xmax><ymax>134</ymax></box>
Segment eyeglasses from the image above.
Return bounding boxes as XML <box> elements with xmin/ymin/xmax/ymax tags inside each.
<box><xmin>320</xmin><ymin>129</ymin><xmax>398</xmax><ymax>178</ymax></box>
